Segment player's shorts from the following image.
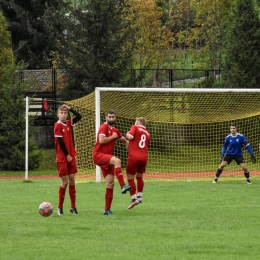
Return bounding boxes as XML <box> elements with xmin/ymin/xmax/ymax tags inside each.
<box><xmin>92</xmin><ymin>152</ymin><xmax>114</xmax><ymax>178</ymax></box>
<box><xmin>56</xmin><ymin>158</ymin><xmax>77</xmax><ymax>177</ymax></box>
<box><xmin>100</xmin><ymin>165</ymin><xmax>115</xmax><ymax>178</ymax></box>
<box><xmin>224</xmin><ymin>154</ymin><xmax>245</xmax><ymax>165</ymax></box>
<box><xmin>126</xmin><ymin>159</ymin><xmax>147</xmax><ymax>175</ymax></box>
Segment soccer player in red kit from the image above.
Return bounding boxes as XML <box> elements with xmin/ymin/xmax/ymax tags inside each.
<box><xmin>126</xmin><ymin>117</ymin><xmax>150</xmax><ymax>209</ymax></box>
<box><xmin>92</xmin><ymin>109</ymin><xmax>132</xmax><ymax>215</ymax></box>
<box><xmin>54</xmin><ymin>104</ymin><xmax>82</xmax><ymax>216</ymax></box>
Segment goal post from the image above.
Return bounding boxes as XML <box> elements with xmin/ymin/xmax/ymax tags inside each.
<box><xmin>66</xmin><ymin>88</ymin><xmax>260</xmax><ymax>181</ymax></box>
<box><xmin>95</xmin><ymin>87</ymin><xmax>101</xmax><ymax>182</ymax></box>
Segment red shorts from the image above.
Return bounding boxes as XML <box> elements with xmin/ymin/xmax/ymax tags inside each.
<box><xmin>126</xmin><ymin>159</ymin><xmax>147</xmax><ymax>175</ymax></box>
<box><xmin>56</xmin><ymin>158</ymin><xmax>77</xmax><ymax>177</ymax></box>
<box><xmin>92</xmin><ymin>152</ymin><xmax>114</xmax><ymax>178</ymax></box>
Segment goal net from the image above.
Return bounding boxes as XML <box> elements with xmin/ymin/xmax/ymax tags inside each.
<box><xmin>66</xmin><ymin>88</ymin><xmax>260</xmax><ymax>181</ymax></box>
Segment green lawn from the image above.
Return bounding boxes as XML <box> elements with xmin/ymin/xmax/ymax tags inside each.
<box><xmin>1</xmin><ymin>178</ymin><xmax>260</xmax><ymax>260</ymax></box>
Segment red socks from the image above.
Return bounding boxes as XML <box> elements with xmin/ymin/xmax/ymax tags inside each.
<box><xmin>127</xmin><ymin>179</ymin><xmax>136</xmax><ymax>196</ymax></box>
<box><xmin>69</xmin><ymin>185</ymin><xmax>76</xmax><ymax>209</ymax></box>
<box><xmin>136</xmin><ymin>177</ymin><xmax>144</xmax><ymax>193</ymax></box>
<box><xmin>58</xmin><ymin>185</ymin><xmax>77</xmax><ymax>209</ymax></box>
<box><xmin>58</xmin><ymin>186</ymin><xmax>66</xmax><ymax>208</ymax></box>
<box><xmin>105</xmin><ymin>187</ymin><xmax>113</xmax><ymax>210</ymax></box>
<box><xmin>114</xmin><ymin>167</ymin><xmax>125</xmax><ymax>188</ymax></box>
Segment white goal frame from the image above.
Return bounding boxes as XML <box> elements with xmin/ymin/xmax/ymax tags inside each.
<box><xmin>95</xmin><ymin>87</ymin><xmax>260</xmax><ymax>182</ymax></box>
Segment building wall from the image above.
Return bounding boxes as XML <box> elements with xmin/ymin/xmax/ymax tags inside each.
<box><xmin>32</xmin><ymin>126</ymin><xmax>54</xmax><ymax>149</ymax></box>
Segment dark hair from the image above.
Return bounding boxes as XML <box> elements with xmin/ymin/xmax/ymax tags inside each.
<box><xmin>230</xmin><ymin>123</ymin><xmax>236</xmax><ymax>128</ymax></box>
<box><xmin>105</xmin><ymin>109</ymin><xmax>116</xmax><ymax>116</ymax></box>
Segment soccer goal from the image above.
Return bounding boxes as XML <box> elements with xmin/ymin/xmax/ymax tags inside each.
<box><xmin>66</xmin><ymin>88</ymin><xmax>260</xmax><ymax>182</ymax></box>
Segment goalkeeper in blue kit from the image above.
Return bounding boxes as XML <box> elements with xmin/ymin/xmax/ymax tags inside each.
<box><xmin>213</xmin><ymin>123</ymin><xmax>256</xmax><ymax>184</ymax></box>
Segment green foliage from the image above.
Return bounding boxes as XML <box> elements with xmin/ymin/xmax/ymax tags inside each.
<box><xmin>127</xmin><ymin>0</ymin><xmax>173</xmax><ymax>69</ymax></box>
<box><xmin>189</xmin><ymin>0</ymin><xmax>235</xmax><ymax>70</ymax></box>
<box><xmin>0</xmin><ymin>0</ymin><xmax>71</xmax><ymax>69</ymax></box>
<box><xmin>38</xmin><ymin>149</ymin><xmax>57</xmax><ymax>171</ymax></box>
<box><xmin>0</xmin><ymin>63</ymin><xmax>43</xmax><ymax>170</ymax></box>
<box><xmin>2</xmin><ymin>180</ymin><xmax>260</xmax><ymax>259</ymax></box>
<box><xmin>28</xmin><ymin>146</ymin><xmax>44</xmax><ymax>170</ymax></box>
<box><xmin>55</xmin><ymin>0</ymin><xmax>133</xmax><ymax>99</ymax></box>
<box><xmin>2</xmin><ymin>0</ymin><xmax>260</xmax><ymax>94</ymax></box>
<box><xmin>0</xmin><ymin>17</ymin><xmax>42</xmax><ymax>170</ymax></box>
<box><xmin>221</xmin><ymin>0</ymin><xmax>260</xmax><ymax>88</ymax></box>
<box><xmin>197</xmin><ymin>76</ymin><xmax>215</xmax><ymax>88</ymax></box>
<box><xmin>0</xmin><ymin>12</ymin><xmax>13</xmax><ymax>72</ymax></box>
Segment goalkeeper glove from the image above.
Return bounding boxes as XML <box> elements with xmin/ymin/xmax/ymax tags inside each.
<box><xmin>251</xmin><ymin>154</ymin><xmax>256</xmax><ymax>163</ymax></box>
<box><xmin>220</xmin><ymin>154</ymin><xmax>224</xmax><ymax>162</ymax></box>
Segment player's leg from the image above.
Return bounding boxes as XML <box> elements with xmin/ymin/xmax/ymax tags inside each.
<box><xmin>126</xmin><ymin>160</ymin><xmax>139</xmax><ymax>209</ymax></box>
<box><xmin>110</xmin><ymin>156</ymin><xmax>131</xmax><ymax>194</ymax></box>
<box><xmin>213</xmin><ymin>156</ymin><xmax>229</xmax><ymax>183</ymax></box>
<box><xmin>127</xmin><ymin>174</ymin><xmax>139</xmax><ymax>209</ymax></box>
<box><xmin>68</xmin><ymin>158</ymin><xmax>78</xmax><ymax>214</ymax></box>
<box><xmin>57</xmin><ymin>162</ymin><xmax>69</xmax><ymax>215</ymax></box>
<box><xmin>103</xmin><ymin>170</ymin><xmax>114</xmax><ymax>215</ymax></box>
<box><xmin>136</xmin><ymin>161</ymin><xmax>146</xmax><ymax>202</ymax></box>
<box><xmin>136</xmin><ymin>173</ymin><xmax>144</xmax><ymax>203</ymax></box>
<box><xmin>240</xmin><ymin>162</ymin><xmax>251</xmax><ymax>184</ymax></box>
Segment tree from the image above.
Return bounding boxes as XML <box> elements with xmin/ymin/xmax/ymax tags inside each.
<box><xmin>0</xmin><ymin>11</ymin><xmax>13</xmax><ymax>73</ymax></box>
<box><xmin>51</xmin><ymin>0</ymin><xmax>133</xmax><ymax>99</ymax></box>
<box><xmin>126</xmin><ymin>0</ymin><xmax>173</xmax><ymax>69</ymax></box>
<box><xmin>0</xmin><ymin>12</ymin><xmax>42</xmax><ymax>170</ymax></box>
<box><xmin>0</xmin><ymin>11</ymin><xmax>14</xmax><ymax>107</ymax></box>
<box><xmin>0</xmin><ymin>0</ymin><xmax>71</xmax><ymax>69</ymax></box>
<box><xmin>165</xmin><ymin>0</ymin><xmax>196</xmax><ymax>69</ymax></box>
<box><xmin>189</xmin><ymin>0</ymin><xmax>235</xmax><ymax>71</ymax></box>
<box><xmin>221</xmin><ymin>0</ymin><xmax>260</xmax><ymax>88</ymax></box>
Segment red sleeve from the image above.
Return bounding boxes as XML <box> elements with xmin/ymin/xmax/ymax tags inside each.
<box><xmin>99</xmin><ymin>124</ymin><xmax>107</xmax><ymax>136</ymax></box>
<box><xmin>114</xmin><ymin>128</ymin><xmax>123</xmax><ymax>140</ymax></box>
<box><xmin>54</xmin><ymin>122</ymin><xmax>62</xmax><ymax>137</ymax></box>
<box><xmin>128</xmin><ymin>125</ymin><xmax>136</xmax><ymax>138</ymax></box>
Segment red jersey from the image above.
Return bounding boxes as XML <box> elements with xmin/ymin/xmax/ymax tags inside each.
<box><xmin>54</xmin><ymin>119</ymin><xmax>77</xmax><ymax>162</ymax></box>
<box><xmin>128</xmin><ymin>125</ymin><xmax>150</xmax><ymax>161</ymax></box>
<box><xmin>93</xmin><ymin>123</ymin><xmax>123</xmax><ymax>155</ymax></box>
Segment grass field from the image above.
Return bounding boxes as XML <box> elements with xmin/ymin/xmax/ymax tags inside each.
<box><xmin>1</xmin><ymin>177</ymin><xmax>260</xmax><ymax>260</ymax></box>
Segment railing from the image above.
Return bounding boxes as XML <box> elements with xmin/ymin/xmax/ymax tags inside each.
<box><xmin>128</xmin><ymin>69</ymin><xmax>222</xmax><ymax>88</ymax></box>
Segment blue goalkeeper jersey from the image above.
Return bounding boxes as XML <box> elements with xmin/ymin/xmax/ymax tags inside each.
<box><xmin>221</xmin><ymin>133</ymin><xmax>253</xmax><ymax>156</ymax></box>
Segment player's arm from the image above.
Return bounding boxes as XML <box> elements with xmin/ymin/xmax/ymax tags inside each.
<box><xmin>70</xmin><ymin>108</ymin><xmax>82</xmax><ymax>124</ymax></box>
<box><xmin>244</xmin><ymin>142</ymin><xmax>256</xmax><ymax>163</ymax></box>
<box><xmin>60</xmin><ymin>104</ymin><xmax>82</xmax><ymax>124</ymax></box>
<box><xmin>57</xmin><ymin>137</ymin><xmax>72</xmax><ymax>162</ymax></box>
<box><xmin>245</xmin><ymin>143</ymin><xmax>253</xmax><ymax>155</ymax></box>
<box><xmin>126</xmin><ymin>125</ymin><xmax>135</xmax><ymax>141</ymax></box>
<box><xmin>57</xmin><ymin>137</ymin><xmax>69</xmax><ymax>156</ymax></box>
<box><xmin>126</xmin><ymin>132</ymin><xmax>134</xmax><ymax>141</ymax></box>
<box><xmin>119</xmin><ymin>137</ymin><xmax>129</xmax><ymax>150</ymax></box>
<box><xmin>220</xmin><ymin>138</ymin><xmax>228</xmax><ymax>161</ymax></box>
<box><xmin>99</xmin><ymin>132</ymin><xmax>118</xmax><ymax>144</ymax></box>
<box><xmin>120</xmin><ymin>137</ymin><xmax>129</xmax><ymax>144</ymax></box>
<box><xmin>221</xmin><ymin>141</ymin><xmax>228</xmax><ymax>155</ymax></box>
<box><xmin>242</xmin><ymin>137</ymin><xmax>254</xmax><ymax>155</ymax></box>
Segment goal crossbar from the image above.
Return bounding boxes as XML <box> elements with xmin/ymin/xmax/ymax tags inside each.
<box><xmin>96</xmin><ymin>87</ymin><xmax>260</xmax><ymax>93</ymax></box>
